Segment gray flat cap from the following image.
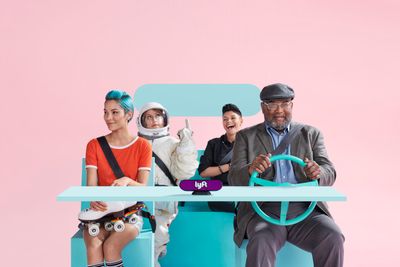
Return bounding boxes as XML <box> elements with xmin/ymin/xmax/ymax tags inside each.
<box><xmin>260</xmin><ymin>83</ymin><xmax>295</xmax><ymax>101</ymax></box>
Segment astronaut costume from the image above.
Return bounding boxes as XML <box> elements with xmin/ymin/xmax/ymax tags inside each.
<box><xmin>137</xmin><ymin>102</ymin><xmax>198</xmax><ymax>267</ymax></box>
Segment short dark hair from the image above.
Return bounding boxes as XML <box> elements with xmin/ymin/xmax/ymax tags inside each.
<box><xmin>222</xmin><ymin>103</ymin><xmax>242</xmax><ymax>117</ymax></box>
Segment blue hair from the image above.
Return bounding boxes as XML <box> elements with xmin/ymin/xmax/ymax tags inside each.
<box><xmin>105</xmin><ymin>90</ymin><xmax>134</xmax><ymax>113</ymax></box>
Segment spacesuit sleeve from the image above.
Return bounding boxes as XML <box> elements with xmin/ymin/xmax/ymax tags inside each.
<box><xmin>170</xmin><ymin>128</ymin><xmax>199</xmax><ymax>181</ymax></box>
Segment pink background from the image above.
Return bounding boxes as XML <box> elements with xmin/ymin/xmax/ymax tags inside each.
<box><xmin>1</xmin><ymin>1</ymin><xmax>399</xmax><ymax>266</ymax></box>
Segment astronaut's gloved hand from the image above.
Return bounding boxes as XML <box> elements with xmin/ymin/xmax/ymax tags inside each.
<box><xmin>177</xmin><ymin>127</ymin><xmax>193</xmax><ymax>141</ymax></box>
<box><xmin>176</xmin><ymin>119</ymin><xmax>196</xmax><ymax>155</ymax></box>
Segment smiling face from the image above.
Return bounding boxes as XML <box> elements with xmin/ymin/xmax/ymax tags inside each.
<box><xmin>261</xmin><ymin>99</ymin><xmax>293</xmax><ymax>131</ymax></box>
<box><xmin>142</xmin><ymin>109</ymin><xmax>165</xmax><ymax>129</ymax></box>
<box><xmin>103</xmin><ymin>100</ymin><xmax>132</xmax><ymax>132</ymax></box>
<box><xmin>222</xmin><ymin>111</ymin><xmax>243</xmax><ymax>136</ymax></box>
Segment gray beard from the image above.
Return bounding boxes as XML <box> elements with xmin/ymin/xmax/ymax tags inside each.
<box><xmin>265</xmin><ymin>118</ymin><xmax>291</xmax><ymax>131</ymax></box>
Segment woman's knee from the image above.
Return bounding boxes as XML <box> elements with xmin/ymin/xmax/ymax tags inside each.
<box><xmin>124</xmin><ymin>223</ymin><xmax>140</xmax><ymax>241</ymax></box>
<box><xmin>84</xmin><ymin>231</ymin><xmax>106</xmax><ymax>251</ymax></box>
<box><xmin>103</xmin><ymin>226</ymin><xmax>138</xmax><ymax>257</ymax></box>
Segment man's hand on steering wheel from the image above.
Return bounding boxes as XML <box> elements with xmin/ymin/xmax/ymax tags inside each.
<box><xmin>304</xmin><ymin>157</ymin><xmax>321</xmax><ymax>180</ymax></box>
<box><xmin>248</xmin><ymin>153</ymin><xmax>272</xmax><ymax>175</ymax></box>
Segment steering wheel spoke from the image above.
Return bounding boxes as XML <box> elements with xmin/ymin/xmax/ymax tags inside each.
<box><xmin>280</xmin><ymin>201</ymin><xmax>289</xmax><ymax>224</ymax></box>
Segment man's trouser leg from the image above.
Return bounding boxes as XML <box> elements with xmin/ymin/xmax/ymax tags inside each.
<box><xmin>245</xmin><ymin>203</ymin><xmax>344</xmax><ymax>267</ymax></box>
<box><xmin>287</xmin><ymin>208</ymin><xmax>344</xmax><ymax>267</ymax></box>
<box><xmin>246</xmin><ymin>214</ymin><xmax>287</xmax><ymax>267</ymax></box>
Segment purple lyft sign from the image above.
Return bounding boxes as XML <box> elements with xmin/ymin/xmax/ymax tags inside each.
<box><xmin>179</xmin><ymin>180</ymin><xmax>223</xmax><ymax>192</ymax></box>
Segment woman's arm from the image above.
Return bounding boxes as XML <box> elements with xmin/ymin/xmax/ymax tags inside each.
<box><xmin>110</xmin><ymin>170</ymin><xmax>150</xmax><ymax>186</ymax></box>
<box><xmin>198</xmin><ymin>138</ymin><xmax>230</xmax><ymax>178</ymax></box>
<box><xmin>86</xmin><ymin>167</ymin><xmax>107</xmax><ymax>211</ymax></box>
<box><xmin>135</xmin><ymin>169</ymin><xmax>150</xmax><ymax>186</ymax></box>
<box><xmin>199</xmin><ymin>164</ymin><xmax>230</xmax><ymax>178</ymax></box>
<box><xmin>86</xmin><ymin>168</ymin><xmax>98</xmax><ymax>186</ymax></box>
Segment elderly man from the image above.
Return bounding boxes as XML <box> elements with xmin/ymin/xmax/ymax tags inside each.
<box><xmin>228</xmin><ymin>83</ymin><xmax>344</xmax><ymax>267</ymax></box>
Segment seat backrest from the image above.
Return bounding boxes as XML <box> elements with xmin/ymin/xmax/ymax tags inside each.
<box><xmin>80</xmin><ymin>158</ymin><xmax>90</xmax><ymax>210</ymax></box>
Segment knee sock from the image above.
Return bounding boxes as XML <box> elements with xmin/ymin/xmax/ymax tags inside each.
<box><xmin>105</xmin><ymin>259</ymin><xmax>123</xmax><ymax>267</ymax></box>
<box><xmin>88</xmin><ymin>263</ymin><xmax>104</xmax><ymax>267</ymax></box>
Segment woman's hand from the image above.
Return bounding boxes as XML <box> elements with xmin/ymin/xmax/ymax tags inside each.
<box><xmin>111</xmin><ymin>176</ymin><xmax>134</xmax><ymax>186</ymax></box>
<box><xmin>90</xmin><ymin>201</ymin><xmax>108</xmax><ymax>212</ymax></box>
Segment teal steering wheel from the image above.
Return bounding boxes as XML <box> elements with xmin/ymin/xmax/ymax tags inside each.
<box><xmin>249</xmin><ymin>154</ymin><xmax>318</xmax><ymax>226</ymax></box>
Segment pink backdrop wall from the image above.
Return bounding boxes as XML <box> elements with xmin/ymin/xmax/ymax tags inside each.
<box><xmin>1</xmin><ymin>1</ymin><xmax>399</xmax><ymax>266</ymax></box>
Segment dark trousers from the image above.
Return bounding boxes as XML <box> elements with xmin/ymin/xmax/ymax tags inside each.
<box><xmin>208</xmin><ymin>201</ymin><xmax>236</xmax><ymax>213</ymax></box>
<box><xmin>246</xmin><ymin>203</ymin><xmax>344</xmax><ymax>267</ymax></box>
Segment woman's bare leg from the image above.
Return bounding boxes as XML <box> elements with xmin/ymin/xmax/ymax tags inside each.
<box><xmin>103</xmin><ymin>223</ymin><xmax>139</xmax><ymax>262</ymax></box>
<box><xmin>83</xmin><ymin>228</ymin><xmax>110</xmax><ymax>265</ymax></box>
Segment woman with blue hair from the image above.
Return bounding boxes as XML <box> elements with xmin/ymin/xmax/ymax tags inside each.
<box><xmin>82</xmin><ymin>90</ymin><xmax>152</xmax><ymax>267</ymax></box>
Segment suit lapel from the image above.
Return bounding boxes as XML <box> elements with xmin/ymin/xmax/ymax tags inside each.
<box><xmin>256</xmin><ymin>123</ymin><xmax>273</xmax><ymax>153</ymax></box>
<box><xmin>290</xmin><ymin>122</ymin><xmax>300</xmax><ymax>157</ymax></box>
<box><xmin>255</xmin><ymin>123</ymin><xmax>275</xmax><ymax>180</ymax></box>
<box><xmin>289</xmin><ymin>122</ymin><xmax>307</xmax><ymax>182</ymax></box>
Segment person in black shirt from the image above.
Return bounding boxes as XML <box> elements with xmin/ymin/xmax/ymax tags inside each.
<box><xmin>198</xmin><ymin>104</ymin><xmax>243</xmax><ymax>212</ymax></box>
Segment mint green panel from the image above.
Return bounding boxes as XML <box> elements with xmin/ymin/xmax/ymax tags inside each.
<box><xmin>133</xmin><ymin>84</ymin><xmax>260</xmax><ymax>116</ymax></box>
<box><xmin>160</xmin><ymin>210</ymin><xmax>235</xmax><ymax>267</ymax></box>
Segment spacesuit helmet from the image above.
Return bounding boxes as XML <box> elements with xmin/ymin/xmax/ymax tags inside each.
<box><xmin>137</xmin><ymin>102</ymin><xmax>169</xmax><ymax>139</ymax></box>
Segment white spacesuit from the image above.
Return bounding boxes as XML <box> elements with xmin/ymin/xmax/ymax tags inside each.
<box><xmin>137</xmin><ymin>102</ymin><xmax>198</xmax><ymax>267</ymax></box>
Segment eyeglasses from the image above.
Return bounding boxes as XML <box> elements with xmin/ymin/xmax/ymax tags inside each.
<box><xmin>261</xmin><ymin>101</ymin><xmax>293</xmax><ymax>111</ymax></box>
<box><xmin>144</xmin><ymin>114</ymin><xmax>164</xmax><ymax>122</ymax></box>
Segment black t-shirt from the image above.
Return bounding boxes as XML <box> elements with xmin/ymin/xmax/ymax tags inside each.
<box><xmin>198</xmin><ymin>134</ymin><xmax>234</xmax><ymax>185</ymax></box>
